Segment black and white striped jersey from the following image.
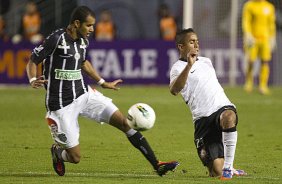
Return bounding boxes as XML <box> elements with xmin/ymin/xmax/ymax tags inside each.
<box><xmin>31</xmin><ymin>28</ymin><xmax>89</xmax><ymax>111</ymax></box>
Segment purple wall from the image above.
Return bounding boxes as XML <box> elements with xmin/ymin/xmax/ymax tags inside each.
<box><xmin>0</xmin><ymin>39</ymin><xmax>266</xmax><ymax>85</ymax></box>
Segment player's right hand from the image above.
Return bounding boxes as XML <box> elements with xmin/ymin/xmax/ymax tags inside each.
<box><xmin>101</xmin><ymin>79</ymin><xmax>123</xmax><ymax>90</ymax></box>
<box><xmin>187</xmin><ymin>48</ymin><xmax>198</xmax><ymax>66</ymax></box>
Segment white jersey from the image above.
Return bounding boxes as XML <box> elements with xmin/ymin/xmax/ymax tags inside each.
<box><xmin>170</xmin><ymin>56</ymin><xmax>234</xmax><ymax>122</ymax></box>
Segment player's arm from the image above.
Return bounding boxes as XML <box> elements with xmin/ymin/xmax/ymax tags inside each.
<box><xmin>269</xmin><ymin>5</ymin><xmax>276</xmax><ymax>51</ymax></box>
<box><xmin>242</xmin><ymin>3</ymin><xmax>255</xmax><ymax>46</ymax></box>
<box><xmin>242</xmin><ymin>3</ymin><xmax>252</xmax><ymax>36</ymax></box>
<box><xmin>169</xmin><ymin>63</ymin><xmax>191</xmax><ymax>96</ymax></box>
<box><xmin>81</xmin><ymin>60</ymin><xmax>122</xmax><ymax>90</ymax></box>
<box><xmin>169</xmin><ymin>50</ymin><xmax>197</xmax><ymax>96</ymax></box>
<box><xmin>269</xmin><ymin>5</ymin><xmax>276</xmax><ymax>38</ymax></box>
<box><xmin>26</xmin><ymin>31</ymin><xmax>58</xmax><ymax>89</ymax></box>
<box><xmin>26</xmin><ymin>60</ymin><xmax>47</xmax><ymax>89</ymax></box>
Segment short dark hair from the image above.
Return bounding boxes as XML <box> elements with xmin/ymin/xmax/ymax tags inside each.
<box><xmin>70</xmin><ymin>6</ymin><xmax>95</xmax><ymax>24</ymax></box>
<box><xmin>175</xmin><ymin>28</ymin><xmax>195</xmax><ymax>45</ymax></box>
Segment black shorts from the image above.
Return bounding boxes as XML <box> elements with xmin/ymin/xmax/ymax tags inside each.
<box><xmin>194</xmin><ymin>106</ymin><xmax>237</xmax><ymax>166</ymax></box>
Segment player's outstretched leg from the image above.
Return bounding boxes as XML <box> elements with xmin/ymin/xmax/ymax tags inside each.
<box><xmin>109</xmin><ymin>110</ymin><xmax>179</xmax><ymax>176</ymax></box>
<box><xmin>51</xmin><ymin>144</ymin><xmax>65</xmax><ymax>176</ymax></box>
<box><xmin>127</xmin><ymin>130</ymin><xmax>179</xmax><ymax>176</ymax></box>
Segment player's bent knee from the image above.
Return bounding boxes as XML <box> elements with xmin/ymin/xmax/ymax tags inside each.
<box><xmin>66</xmin><ymin>148</ymin><xmax>81</xmax><ymax>164</ymax></box>
<box><xmin>69</xmin><ymin>153</ymin><xmax>81</xmax><ymax>164</ymax></box>
<box><xmin>220</xmin><ymin>110</ymin><xmax>237</xmax><ymax>129</ymax></box>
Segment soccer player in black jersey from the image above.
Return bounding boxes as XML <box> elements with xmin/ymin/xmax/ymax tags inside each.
<box><xmin>26</xmin><ymin>6</ymin><xmax>178</xmax><ymax>177</ymax></box>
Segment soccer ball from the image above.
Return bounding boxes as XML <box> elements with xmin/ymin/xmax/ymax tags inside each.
<box><xmin>126</xmin><ymin>103</ymin><xmax>156</xmax><ymax>131</ymax></box>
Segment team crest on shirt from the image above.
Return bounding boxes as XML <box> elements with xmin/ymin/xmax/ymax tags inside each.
<box><xmin>74</xmin><ymin>53</ymin><xmax>81</xmax><ymax>60</ymax></box>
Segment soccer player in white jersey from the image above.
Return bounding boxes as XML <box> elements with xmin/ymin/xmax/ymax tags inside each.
<box><xmin>169</xmin><ymin>28</ymin><xmax>246</xmax><ymax>180</ymax></box>
<box><xmin>26</xmin><ymin>6</ymin><xmax>178</xmax><ymax>177</ymax></box>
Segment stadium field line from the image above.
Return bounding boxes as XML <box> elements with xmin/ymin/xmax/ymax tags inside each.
<box><xmin>0</xmin><ymin>172</ymin><xmax>280</xmax><ymax>180</ymax></box>
<box><xmin>0</xmin><ymin>171</ymin><xmax>158</xmax><ymax>178</ymax></box>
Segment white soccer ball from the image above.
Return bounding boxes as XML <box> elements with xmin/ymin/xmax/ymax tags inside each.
<box><xmin>126</xmin><ymin>103</ymin><xmax>156</xmax><ymax>131</ymax></box>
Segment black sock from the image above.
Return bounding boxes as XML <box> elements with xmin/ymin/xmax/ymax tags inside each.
<box><xmin>127</xmin><ymin>131</ymin><xmax>159</xmax><ymax>170</ymax></box>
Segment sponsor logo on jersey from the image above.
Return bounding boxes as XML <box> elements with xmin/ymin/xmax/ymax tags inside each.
<box><xmin>55</xmin><ymin>69</ymin><xmax>82</xmax><ymax>80</ymax></box>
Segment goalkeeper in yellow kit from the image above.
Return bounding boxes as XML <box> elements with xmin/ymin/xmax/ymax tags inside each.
<box><xmin>242</xmin><ymin>0</ymin><xmax>276</xmax><ymax>95</ymax></box>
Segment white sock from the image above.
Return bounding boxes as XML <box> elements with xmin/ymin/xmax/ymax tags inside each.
<box><xmin>61</xmin><ymin>150</ymin><xmax>70</xmax><ymax>162</ymax></box>
<box><xmin>125</xmin><ymin>128</ymin><xmax>137</xmax><ymax>137</ymax></box>
<box><xmin>222</xmin><ymin>131</ymin><xmax>237</xmax><ymax>169</ymax></box>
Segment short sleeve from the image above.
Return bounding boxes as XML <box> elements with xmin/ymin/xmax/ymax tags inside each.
<box><xmin>82</xmin><ymin>38</ymin><xmax>89</xmax><ymax>63</ymax></box>
<box><xmin>170</xmin><ymin>64</ymin><xmax>180</xmax><ymax>84</ymax></box>
<box><xmin>30</xmin><ymin>32</ymin><xmax>61</xmax><ymax>65</ymax></box>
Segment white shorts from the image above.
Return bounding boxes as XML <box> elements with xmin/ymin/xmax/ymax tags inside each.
<box><xmin>46</xmin><ymin>86</ymin><xmax>118</xmax><ymax>148</ymax></box>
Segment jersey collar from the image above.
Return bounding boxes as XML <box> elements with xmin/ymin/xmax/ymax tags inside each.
<box><xmin>179</xmin><ymin>57</ymin><xmax>199</xmax><ymax>62</ymax></box>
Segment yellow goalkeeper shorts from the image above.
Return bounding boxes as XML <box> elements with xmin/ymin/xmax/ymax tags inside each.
<box><xmin>244</xmin><ymin>39</ymin><xmax>271</xmax><ymax>62</ymax></box>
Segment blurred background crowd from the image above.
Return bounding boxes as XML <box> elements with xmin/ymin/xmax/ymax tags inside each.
<box><xmin>1</xmin><ymin>0</ymin><xmax>280</xmax><ymax>42</ymax></box>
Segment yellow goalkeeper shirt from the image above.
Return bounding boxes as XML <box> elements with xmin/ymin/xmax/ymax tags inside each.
<box><xmin>242</xmin><ymin>0</ymin><xmax>276</xmax><ymax>41</ymax></box>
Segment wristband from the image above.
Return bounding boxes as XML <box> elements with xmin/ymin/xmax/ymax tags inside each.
<box><xmin>29</xmin><ymin>77</ymin><xmax>37</xmax><ymax>84</ymax></box>
<box><xmin>97</xmin><ymin>78</ymin><xmax>105</xmax><ymax>85</ymax></box>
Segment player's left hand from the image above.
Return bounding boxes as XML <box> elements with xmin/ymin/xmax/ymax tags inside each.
<box><xmin>244</xmin><ymin>33</ymin><xmax>255</xmax><ymax>47</ymax></box>
<box><xmin>270</xmin><ymin>37</ymin><xmax>276</xmax><ymax>51</ymax></box>
<box><xmin>101</xmin><ymin>79</ymin><xmax>123</xmax><ymax>90</ymax></box>
<box><xmin>30</xmin><ymin>76</ymin><xmax>48</xmax><ymax>89</ymax></box>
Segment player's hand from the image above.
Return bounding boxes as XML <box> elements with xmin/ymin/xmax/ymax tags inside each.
<box><xmin>187</xmin><ymin>48</ymin><xmax>198</xmax><ymax>66</ymax></box>
<box><xmin>244</xmin><ymin>33</ymin><xmax>255</xmax><ymax>47</ymax></box>
<box><xmin>30</xmin><ymin>76</ymin><xmax>48</xmax><ymax>89</ymax></box>
<box><xmin>101</xmin><ymin>79</ymin><xmax>123</xmax><ymax>90</ymax></box>
<box><xmin>270</xmin><ymin>37</ymin><xmax>276</xmax><ymax>51</ymax></box>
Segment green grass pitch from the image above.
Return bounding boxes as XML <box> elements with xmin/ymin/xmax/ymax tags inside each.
<box><xmin>0</xmin><ymin>85</ymin><xmax>281</xmax><ymax>184</ymax></box>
